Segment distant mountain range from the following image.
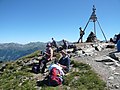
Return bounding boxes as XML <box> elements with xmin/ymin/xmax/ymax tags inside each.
<box><xmin>0</xmin><ymin>42</ymin><xmax>46</xmax><ymax>61</ymax></box>
<box><xmin>0</xmin><ymin>40</ymin><xmax>71</xmax><ymax>61</ymax></box>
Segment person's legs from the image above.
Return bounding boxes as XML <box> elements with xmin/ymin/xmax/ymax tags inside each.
<box><xmin>39</xmin><ymin>59</ymin><xmax>48</xmax><ymax>73</ymax></box>
<box><xmin>42</xmin><ymin>60</ymin><xmax>48</xmax><ymax>73</ymax></box>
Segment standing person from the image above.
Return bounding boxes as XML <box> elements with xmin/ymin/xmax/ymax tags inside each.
<box><xmin>117</xmin><ymin>36</ymin><xmax>120</xmax><ymax>52</ymax></box>
<box><xmin>39</xmin><ymin>43</ymin><xmax>53</xmax><ymax>73</ymax></box>
<box><xmin>79</xmin><ymin>27</ymin><xmax>84</xmax><ymax>43</ymax></box>
<box><xmin>51</xmin><ymin>38</ymin><xmax>58</xmax><ymax>48</ymax></box>
<box><xmin>113</xmin><ymin>34</ymin><xmax>118</xmax><ymax>44</ymax></box>
<box><xmin>62</xmin><ymin>39</ymin><xmax>68</xmax><ymax>49</ymax></box>
<box><xmin>58</xmin><ymin>50</ymin><xmax>70</xmax><ymax>73</ymax></box>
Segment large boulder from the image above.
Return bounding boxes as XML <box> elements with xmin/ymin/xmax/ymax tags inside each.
<box><xmin>86</xmin><ymin>32</ymin><xmax>97</xmax><ymax>42</ymax></box>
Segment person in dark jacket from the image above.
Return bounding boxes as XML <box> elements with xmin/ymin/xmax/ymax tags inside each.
<box><xmin>62</xmin><ymin>39</ymin><xmax>68</xmax><ymax>49</ymax></box>
<box><xmin>58</xmin><ymin>50</ymin><xmax>70</xmax><ymax>73</ymax></box>
<box><xmin>51</xmin><ymin>38</ymin><xmax>58</xmax><ymax>48</ymax></box>
<box><xmin>117</xmin><ymin>37</ymin><xmax>120</xmax><ymax>52</ymax></box>
<box><xmin>79</xmin><ymin>27</ymin><xmax>84</xmax><ymax>43</ymax></box>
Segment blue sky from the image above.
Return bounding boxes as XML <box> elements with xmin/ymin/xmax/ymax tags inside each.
<box><xmin>0</xmin><ymin>0</ymin><xmax>120</xmax><ymax>44</ymax></box>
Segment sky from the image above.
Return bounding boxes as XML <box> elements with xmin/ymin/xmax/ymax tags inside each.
<box><xmin>0</xmin><ymin>0</ymin><xmax>120</xmax><ymax>44</ymax></box>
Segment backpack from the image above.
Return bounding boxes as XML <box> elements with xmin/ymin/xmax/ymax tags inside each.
<box><xmin>49</xmin><ymin>67</ymin><xmax>62</xmax><ymax>86</ymax></box>
<box><xmin>32</xmin><ymin>64</ymin><xmax>40</xmax><ymax>74</ymax></box>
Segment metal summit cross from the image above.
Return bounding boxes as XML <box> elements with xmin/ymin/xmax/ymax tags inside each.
<box><xmin>77</xmin><ymin>5</ymin><xmax>107</xmax><ymax>43</ymax></box>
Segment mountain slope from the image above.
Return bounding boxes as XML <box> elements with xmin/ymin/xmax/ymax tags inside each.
<box><xmin>0</xmin><ymin>50</ymin><xmax>106</xmax><ymax>90</ymax></box>
<box><xmin>0</xmin><ymin>42</ymin><xmax>46</xmax><ymax>61</ymax></box>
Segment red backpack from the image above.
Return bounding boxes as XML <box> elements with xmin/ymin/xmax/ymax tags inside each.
<box><xmin>49</xmin><ymin>67</ymin><xmax>62</xmax><ymax>86</ymax></box>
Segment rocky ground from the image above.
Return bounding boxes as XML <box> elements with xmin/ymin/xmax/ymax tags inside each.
<box><xmin>28</xmin><ymin>42</ymin><xmax>117</xmax><ymax>89</ymax></box>
<box><xmin>34</xmin><ymin>42</ymin><xmax>120</xmax><ymax>90</ymax></box>
<box><xmin>71</xmin><ymin>42</ymin><xmax>120</xmax><ymax>90</ymax></box>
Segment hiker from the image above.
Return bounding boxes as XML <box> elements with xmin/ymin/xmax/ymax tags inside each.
<box><xmin>58</xmin><ymin>50</ymin><xmax>70</xmax><ymax>73</ymax></box>
<box><xmin>112</xmin><ymin>33</ymin><xmax>120</xmax><ymax>44</ymax></box>
<box><xmin>117</xmin><ymin>37</ymin><xmax>120</xmax><ymax>52</ymax></box>
<box><xmin>39</xmin><ymin>43</ymin><xmax>53</xmax><ymax>73</ymax></box>
<box><xmin>47</xmin><ymin>63</ymin><xmax>64</xmax><ymax>86</ymax></box>
<box><xmin>113</xmin><ymin>34</ymin><xmax>118</xmax><ymax>44</ymax></box>
<box><xmin>79</xmin><ymin>27</ymin><xmax>84</xmax><ymax>43</ymax></box>
<box><xmin>51</xmin><ymin>38</ymin><xmax>58</xmax><ymax>48</ymax></box>
<box><xmin>62</xmin><ymin>39</ymin><xmax>68</xmax><ymax>49</ymax></box>
<box><xmin>78</xmin><ymin>27</ymin><xmax>85</xmax><ymax>43</ymax></box>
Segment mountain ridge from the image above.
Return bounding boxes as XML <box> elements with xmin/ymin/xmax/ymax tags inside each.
<box><xmin>0</xmin><ymin>40</ymin><xmax>71</xmax><ymax>61</ymax></box>
<box><xmin>0</xmin><ymin>42</ymin><xmax>46</xmax><ymax>61</ymax></box>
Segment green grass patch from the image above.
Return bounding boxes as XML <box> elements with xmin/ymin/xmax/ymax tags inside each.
<box><xmin>71</xmin><ymin>60</ymin><xmax>91</xmax><ymax>70</ymax></box>
<box><xmin>62</xmin><ymin>60</ymin><xmax>106</xmax><ymax>90</ymax></box>
<box><xmin>0</xmin><ymin>61</ymin><xmax>36</xmax><ymax>90</ymax></box>
<box><xmin>0</xmin><ymin>70</ymin><xmax>36</xmax><ymax>90</ymax></box>
<box><xmin>20</xmin><ymin>50</ymin><xmax>41</xmax><ymax>60</ymax></box>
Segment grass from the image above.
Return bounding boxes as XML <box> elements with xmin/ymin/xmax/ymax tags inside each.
<box><xmin>62</xmin><ymin>61</ymin><xmax>106</xmax><ymax>90</ymax></box>
<box><xmin>20</xmin><ymin>50</ymin><xmax>41</xmax><ymax>60</ymax></box>
<box><xmin>0</xmin><ymin>61</ymin><xmax>36</xmax><ymax>90</ymax></box>
<box><xmin>37</xmin><ymin>60</ymin><xmax>107</xmax><ymax>90</ymax></box>
<box><xmin>0</xmin><ymin>51</ymin><xmax>107</xmax><ymax>90</ymax></box>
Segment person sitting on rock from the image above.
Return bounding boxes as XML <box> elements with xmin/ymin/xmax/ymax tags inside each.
<box><xmin>39</xmin><ymin>43</ymin><xmax>53</xmax><ymax>73</ymax></box>
<box><xmin>62</xmin><ymin>39</ymin><xmax>68</xmax><ymax>49</ymax></box>
<box><xmin>57</xmin><ymin>50</ymin><xmax>70</xmax><ymax>73</ymax></box>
